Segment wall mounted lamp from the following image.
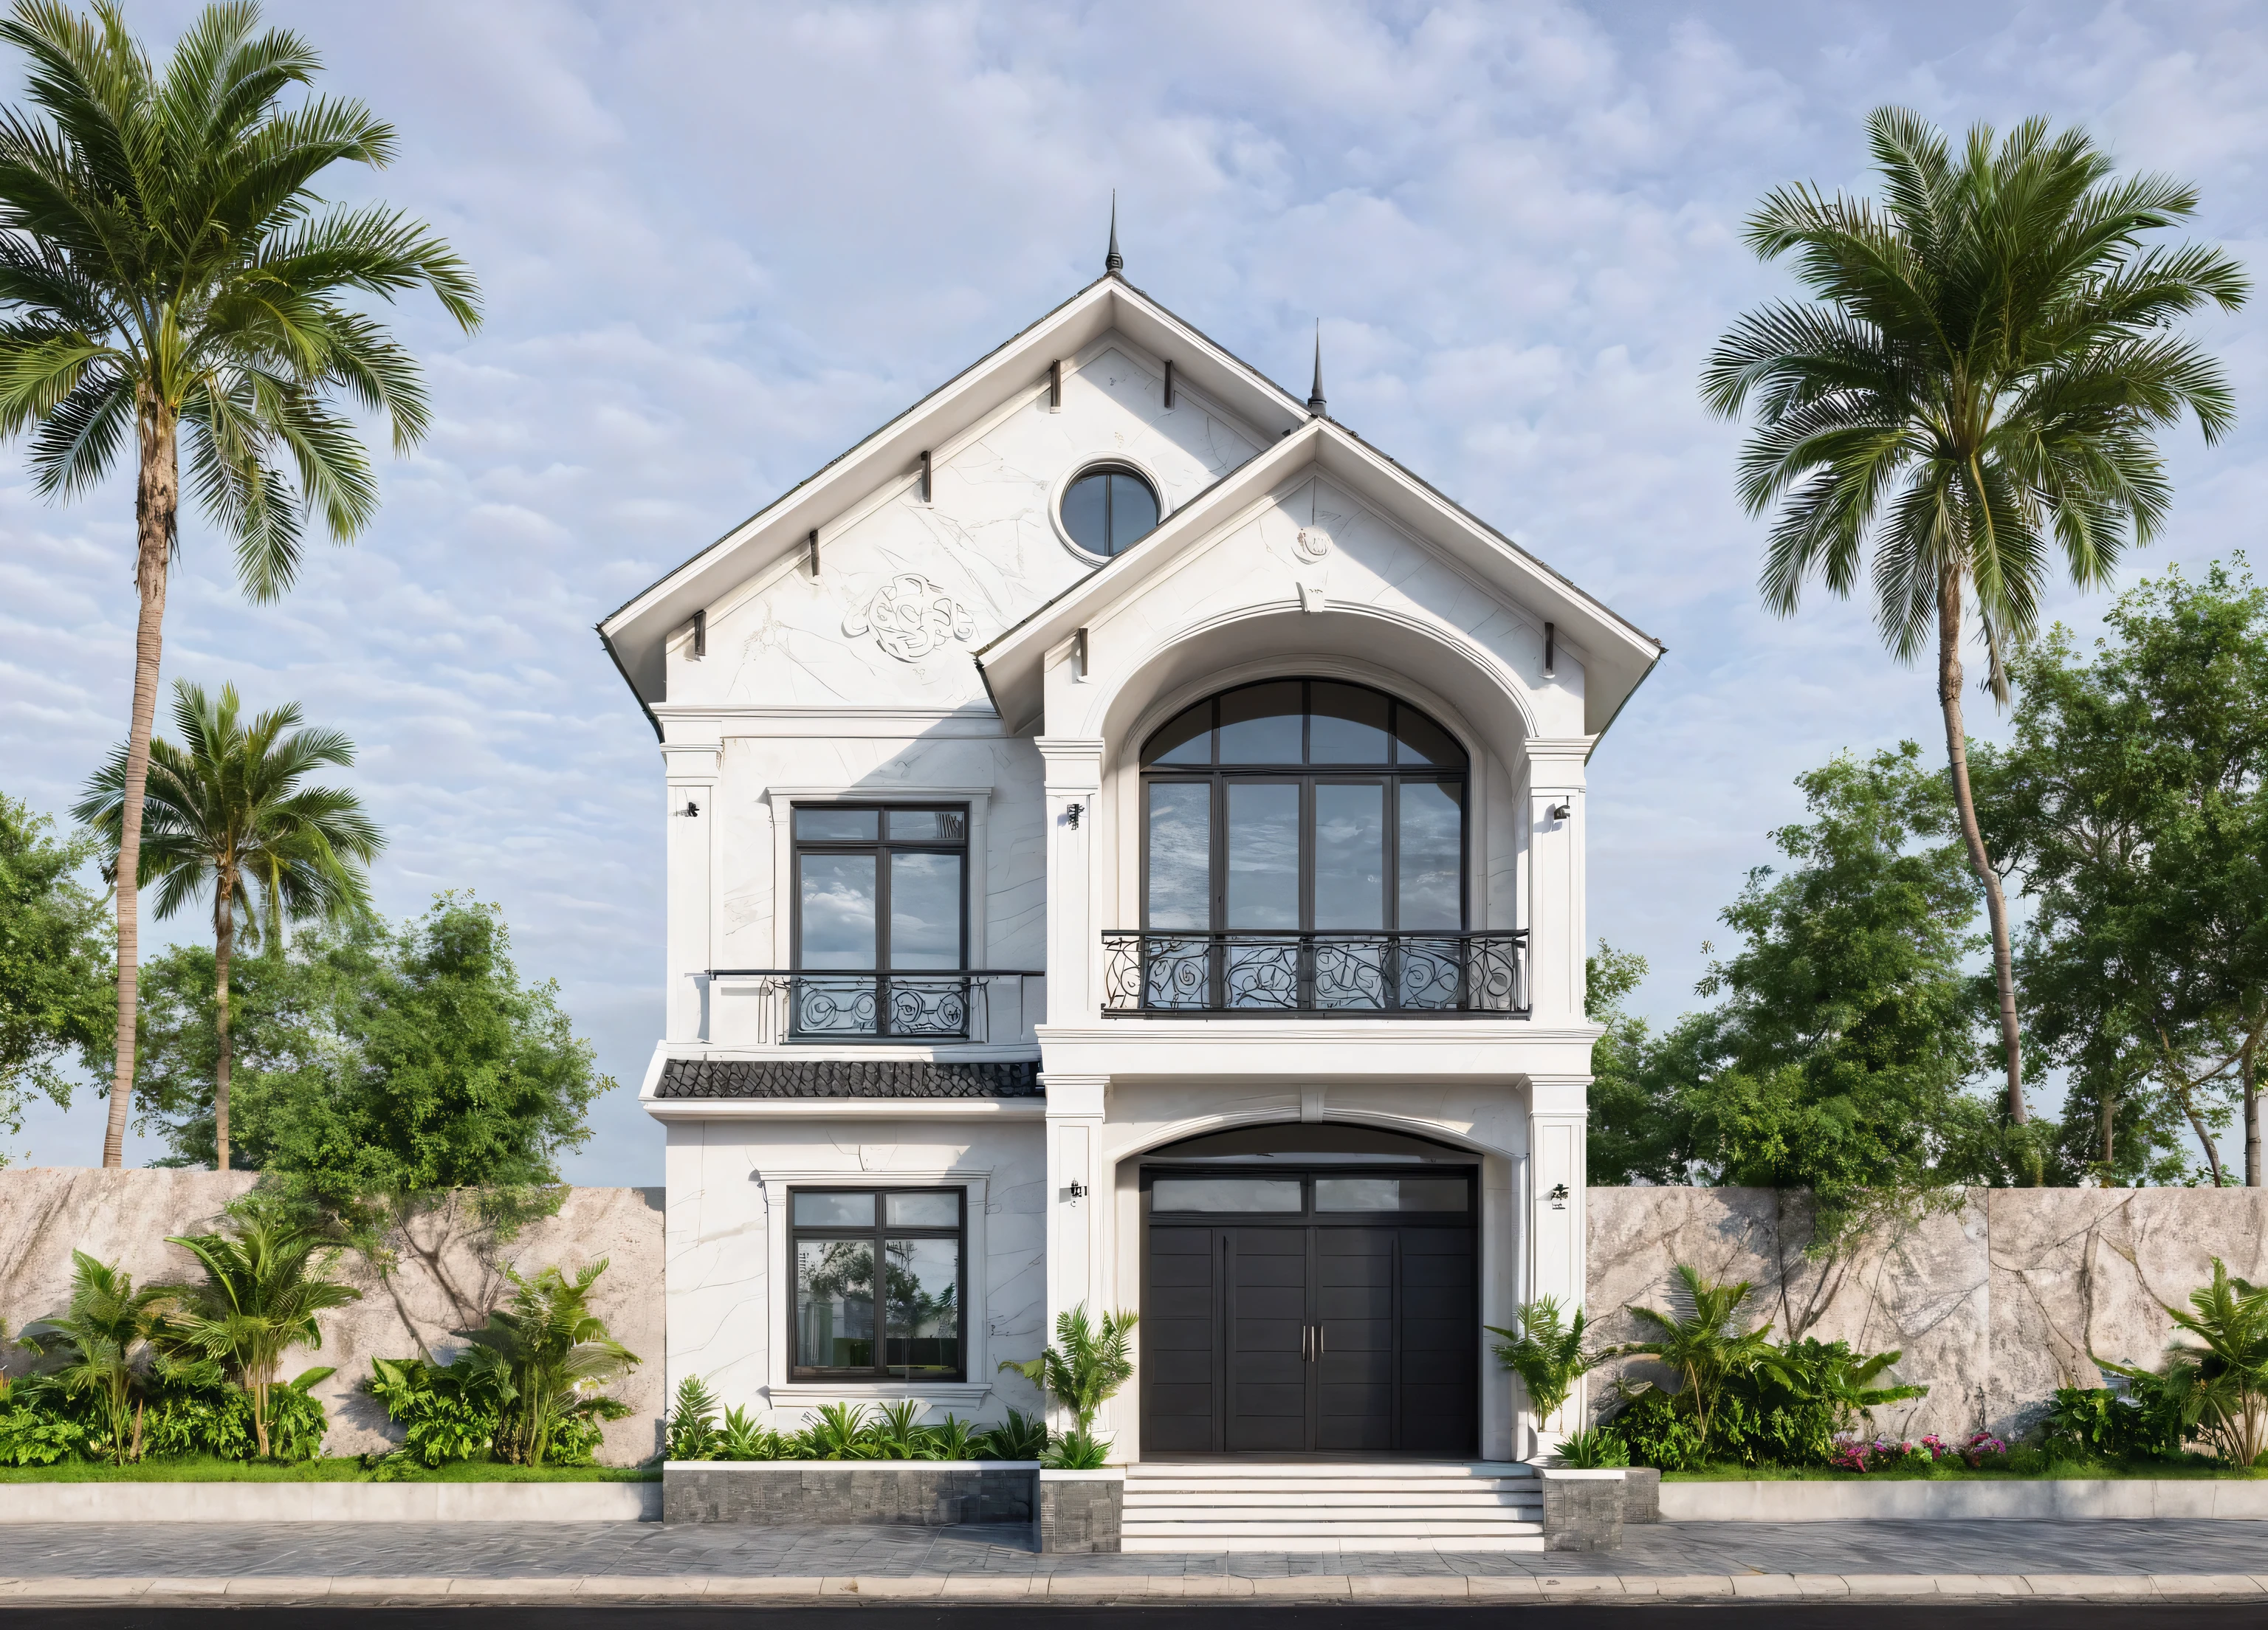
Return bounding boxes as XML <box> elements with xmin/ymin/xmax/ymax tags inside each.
<box><xmin>1547</xmin><ymin>801</ymin><xmax>1572</xmax><ymax>821</ymax></box>
<box><xmin>1065</xmin><ymin>802</ymin><xmax>1084</xmax><ymax>830</ymax></box>
<box><xmin>1548</xmin><ymin>1183</ymin><xmax>1570</xmax><ymax>1211</ymax></box>
<box><xmin>1068</xmin><ymin>1180</ymin><xmax>1088</xmax><ymax>1201</ymax></box>
<box><xmin>677</xmin><ymin>800</ymin><xmax>701</xmax><ymax>818</ymax></box>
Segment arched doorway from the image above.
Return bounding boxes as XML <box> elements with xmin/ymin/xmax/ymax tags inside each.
<box><xmin>1138</xmin><ymin>1123</ymin><xmax>1480</xmax><ymax>1458</ymax></box>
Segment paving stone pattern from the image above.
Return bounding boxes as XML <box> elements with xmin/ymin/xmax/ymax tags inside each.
<box><xmin>2</xmin><ymin>1519</ymin><xmax>2267</xmax><ymax>1581</ymax></box>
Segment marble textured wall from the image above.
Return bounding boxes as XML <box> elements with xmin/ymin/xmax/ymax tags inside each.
<box><xmin>1587</xmin><ymin>1186</ymin><xmax>2268</xmax><ymax>1440</ymax></box>
<box><xmin>0</xmin><ymin>1169</ymin><xmax>664</xmax><ymax>1464</ymax></box>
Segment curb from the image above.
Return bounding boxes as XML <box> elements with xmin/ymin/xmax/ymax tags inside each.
<box><xmin>2</xmin><ymin>1572</ymin><xmax>2267</xmax><ymax>1604</ymax></box>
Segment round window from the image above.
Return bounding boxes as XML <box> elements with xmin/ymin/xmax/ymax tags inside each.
<box><xmin>1061</xmin><ymin>465</ymin><xmax>1160</xmax><ymax>557</ymax></box>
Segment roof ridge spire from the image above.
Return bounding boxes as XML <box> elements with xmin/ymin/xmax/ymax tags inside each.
<box><xmin>1307</xmin><ymin>321</ymin><xmax>1327</xmax><ymax>418</ymax></box>
<box><xmin>1104</xmin><ymin>190</ymin><xmax>1123</xmax><ymax>275</ymax></box>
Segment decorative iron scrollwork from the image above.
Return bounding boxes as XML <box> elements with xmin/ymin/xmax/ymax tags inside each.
<box><xmin>1100</xmin><ymin>930</ymin><xmax>1528</xmax><ymax>1017</ymax></box>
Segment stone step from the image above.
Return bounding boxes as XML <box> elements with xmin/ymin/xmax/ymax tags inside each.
<box><xmin>1127</xmin><ymin>1461</ymin><xmax>1535</xmax><ymax>1479</ymax></box>
<box><xmin>1128</xmin><ymin>1504</ymin><xmax>1540</xmax><ymax>1524</ymax></box>
<box><xmin>1124</xmin><ymin>1490</ymin><xmax>1542</xmax><ymax>1508</ymax></box>
<box><xmin>1125</xmin><ymin>1479</ymin><xmax>1536</xmax><ymax>1496</ymax></box>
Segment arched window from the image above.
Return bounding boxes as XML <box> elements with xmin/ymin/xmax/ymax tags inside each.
<box><xmin>1061</xmin><ymin>464</ymin><xmax>1161</xmax><ymax>557</ymax></box>
<box><xmin>1139</xmin><ymin>678</ymin><xmax>1467</xmax><ymax>939</ymax></box>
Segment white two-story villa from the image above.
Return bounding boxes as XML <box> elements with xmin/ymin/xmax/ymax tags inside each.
<box><xmin>600</xmin><ymin>233</ymin><xmax>1659</xmax><ymax>1543</ymax></box>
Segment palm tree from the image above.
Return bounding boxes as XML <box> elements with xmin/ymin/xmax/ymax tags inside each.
<box><xmin>2103</xmin><ymin>1258</ymin><xmax>2268</xmax><ymax>1467</ymax></box>
<box><xmin>1486</xmin><ymin>1294</ymin><xmax>1597</xmax><ymax>1426</ymax></box>
<box><xmin>1701</xmin><ymin>109</ymin><xmax>2247</xmax><ymax>1145</ymax></box>
<box><xmin>162</xmin><ymin>1209</ymin><xmax>361</xmax><ymax>1458</ymax></box>
<box><xmin>19</xmin><ymin>1250</ymin><xmax>176</xmax><ymax>1461</ymax></box>
<box><xmin>76</xmin><ymin>679</ymin><xmax>380</xmax><ymax>1169</ymax></box>
<box><xmin>0</xmin><ymin>1</ymin><xmax>478</xmax><ymax>1167</ymax></box>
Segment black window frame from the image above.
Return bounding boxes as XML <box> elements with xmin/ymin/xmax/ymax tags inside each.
<box><xmin>1138</xmin><ymin>680</ymin><xmax>1469</xmax><ymax>933</ymax></box>
<box><xmin>790</xmin><ymin>803</ymin><xmax>972</xmax><ymax>973</ymax></box>
<box><xmin>1140</xmin><ymin>1164</ymin><xmax>1477</xmax><ymax>1222</ymax></box>
<box><xmin>1062</xmin><ymin>462</ymin><xmax>1162</xmax><ymax>558</ymax></box>
<box><xmin>788</xmin><ymin>1185</ymin><xmax>970</xmax><ymax>1382</ymax></box>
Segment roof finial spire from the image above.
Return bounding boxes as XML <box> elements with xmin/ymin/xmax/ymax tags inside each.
<box><xmin>1104</xmin><ymin>190</ymin><xmax>1123</xmax><ymax>275</ymax></box>
<box><xmin>1307</xmin><ymin>321</ymin><xmax>1327</xmax><ymax>418</ymax></box>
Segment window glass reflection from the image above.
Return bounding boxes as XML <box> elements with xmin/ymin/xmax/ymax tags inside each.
<box><xmin>1313</xmin><ymin>783</ymin><xmax>1384</xmax><ymax>930</ymax></box>
<box><xmin>1107</xmin><ymin>472</ymin><xmax>1159</xmax><ymax>552</ymax></box>
<box><xmin>794</xmin><ymin>1191</ymin><xmax>876</xmax><ymax>1227</ymax></box>
<box><xmin>887</xmin><ymin>1191</ymin><xmax>960</xmax><ymax>1227</ymax></box>
<box><xmin>796</xmin><ymin>1238</ymin><xmax>875</xmax><ymax>1368</ymax></box>
<box><xmin>1394</xmin><ymin>707</ymin><xmax>1464</xmax><ymax>767</ymax></box>
<box><xmin>882</xmin><ymin>1237</ymin><xmax>961</xmax><ymax>1375</ymax></box>
<box><xmin>1151</xmin><ymin>1177</ymin><xmax>1303</xmax><ymax>1212</ymax></box>
<box><xmin>799</xmin><ymin>853</ymin><xmax>876</xmax><ymax>969</ymax></box>
<box><xmin>1310</xmin><ymin>682</ymin><xmax>1391</xmax><ymax>762</ymax></box>
<box><xmin>1217</xmin><ymin>682</ymin><xmax>1303</xmax><ymax>763</ymax></box>
<box><xmin>1315</xmin><ymin>1177</ymin><xmax>1468</xmax><ymax>1211</ymax></box>
<box><xmin>795</xmin><ymin>808</ymin><xmax>876</xmax><ymax>841</ymax></box>
<box><xmin>1397</xmin><ymin>782</ymin><xmax>1463</xmax><ymax>929</ymax></box>
<box><xmin>1226</xmin><ymin>783</ymin><xmax>1299</xmax><ymax>929</ymax></box>
<box><xmin>1145</xmin><ymin>704</ymin><xmax>1212</xmax><ymax>766</ymax></box>
<box><xmin>1146</xmin><ymin>783</ymin><xmax>1212</xmax><ymax>930</ymax></box>
<box><xmin>887</xmin><ymin>852</ymin><xmax>961</xmax><ymax>969</ymax></box>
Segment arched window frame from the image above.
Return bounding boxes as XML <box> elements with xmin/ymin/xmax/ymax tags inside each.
<box><xmin>1136</xmin><ymin>678</ymin><xmax>1470</xmax><ymax>935</ymax></box>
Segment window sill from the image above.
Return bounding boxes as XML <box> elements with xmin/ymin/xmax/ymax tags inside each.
<box><xmin>768</xmin><ymin>1381</ymin><xmax>994</xmax><ymax>1409</ymax></box>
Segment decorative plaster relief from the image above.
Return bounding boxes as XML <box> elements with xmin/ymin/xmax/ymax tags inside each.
<box><xmin>844</xmin><ymin>574</ymin><xmax>977</xmax><ymax>662</ymax></box>
<box><xmin>1295</xmin><ymin>525</ymin><xmax>1333</xmax><ymax>561</ymax></box>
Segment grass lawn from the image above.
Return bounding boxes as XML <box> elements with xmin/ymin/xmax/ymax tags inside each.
<box><xmin>0</xmin><ymin>1457</ymin><xmax>659</xmax><ymax>1483</ymax></box>
<box><xmin>1662</xmin><ymin>1460</ymin><xmax>2268</xmax><ymax>1482</ymax></box>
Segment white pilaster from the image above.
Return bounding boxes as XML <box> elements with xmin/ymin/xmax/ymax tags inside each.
<box><xmin>1035</xmin><ymin>735</ymin><xmax>1104</xmax><ymax>1022</ymax></box>
<box><xmin>1523</xmin><ymin>737</ymin><xmax>1591</xmax><ymax>1026</ymax></box>
<box><xmin>1040</xmin><ymin>1070</ymin><xmax>1108</xmax><ymax>1434</ymax></box>
<box><xmin>664</xmin><ymin>740</ymin><xmax>721</xmax><ymax>1043</ymax></box>
<box><xmin>1525</xmin><ymin>1072</ymin><xmax>1590</xmax><ymax>1458</ymax></box>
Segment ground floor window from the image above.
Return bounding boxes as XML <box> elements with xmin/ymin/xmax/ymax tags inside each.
<box><xmin>790</xmin><ymin>1187</ymin><xmax>966</xmax><ymax>1379</ymax></box>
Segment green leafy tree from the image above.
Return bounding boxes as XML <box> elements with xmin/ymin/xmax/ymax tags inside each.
<box><xmin>161</xmin><ymin>1207</ymin><xmax>359</xmax><ymax>1457</ymax></box>
<box><xmin>455</xmin><ymin>1259</ymin><xmax>636</xmax><ymax>1467</ymax></box>
<box><xmin>18</xmin><ymin>1251</ymin><xmax>172</xmax><ymax>1461</ymax></box>
<box><xmin>132</xmin><ymin>898</ymin><xmax>607</xmax><ymax>1241</ymax></box>
<box><xmin>1585</xmin><ymin>944</ymin><xmax>1691</xmax><ymax>1186</ymax></box>
<box><xmin>1703</xmin><ymin>107</ymin><xmax>2249</xmax><ymax>1152</ymax></box>
<box><xmin>0</xmin><ymin>793</ymin><xmax>111</xmax><ymax>1133</ymax></box>
<box><xmin>1979</xmin><ymin>561</ymin><xmax>2268</xmax><ymax>1186</ymax></box>
<box><xmin>0</xmin><ymin>0</ymin><xmax>479</xmax><ymax>1166</ymax></box>
<box><xmin>76</xmin><ymin>680</ymin><xmax>380</xmax><ymax>1169</ymax></box>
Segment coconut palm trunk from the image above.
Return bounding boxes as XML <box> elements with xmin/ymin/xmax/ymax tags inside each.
<box><xmin>1934</xmin><ymin>566</ymin><xmax>2026</xmax><ymax>1126</ymax></box>
<box><xmin>211</xmin><ymin>857</ymin><xmax>237</xmax><ymax>1170</ymax></box>
<box><xmin>102</xmin><ymin>394</ymin><xmax>179</xmax><ymax>1167</ymax></box>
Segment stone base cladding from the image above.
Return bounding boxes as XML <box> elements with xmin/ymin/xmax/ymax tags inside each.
<box><xmin>1539</xmin><ymin>1468</ymin><xmax>1623</xmax><ymax>1552</ymax></box>
<box><xmin>662</xmin><ymin>1462</ymin><xmax>1037</xmax><ymax>1525</ymax></box>
<box><xmin>1037</xmin><ymin>1469</ymin><xmax>1122</xmax><ymax>1553</ymax></box>
<box><xmin>1621</xmin><ymin>1465</ymin><xmax>1660</xmax><ymax>1522</ymax></box>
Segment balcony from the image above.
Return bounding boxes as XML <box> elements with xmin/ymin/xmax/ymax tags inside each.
<box><xmin>702</xmin><ymin>970</ymin><xmax>1045</xmax><ymax>1045</ymax></box>
<box><xmin>1099</xmin><ymin>930</ymin><xmax>1528</xmax><ymax>1018</ymax></box>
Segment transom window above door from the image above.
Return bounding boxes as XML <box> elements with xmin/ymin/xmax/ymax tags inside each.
<box><xmin>1139</xmin><ymin>680</ymin><xmax>1468</xmax><ymax>935</ymax></box>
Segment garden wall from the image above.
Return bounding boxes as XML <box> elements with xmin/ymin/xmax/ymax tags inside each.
<box><xmin>1588</xmin><ymin>1186</ymin><xmax>2268</xmax><ymax>1441</ymax></box>
<box><xmin>0</xmin><ymin>1169</ymin><xmax>664</xmax><ymax>1465</ymax></box>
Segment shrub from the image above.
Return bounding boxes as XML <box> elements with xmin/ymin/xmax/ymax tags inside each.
<box><xmin>1555</xmin><ymin>1427</ymin><xmax>1629</xmax><ymax>1468</ymax></box>
<box><xmin>977</xmin><ymin>1407</ymin><xmax>1049</xmax><ymax>1462</ymax></box>
<box><xmin>1043</xmin><ymin>1425</ymin><xmax>1110</xmax><ymax>1470</ymax></box>
<box><xmin>999</xmin><ymin>1305</ymin><xmax>1135</xmax><ymax>1462</ymax></box>
<box><xmin>663</xmin><ymin>1375</ymin><xmax>721</xmax><ymax>1462</ymax></box>
<box><xmin>1487</xmin><ymin>1296</ymin><xmax>1596</xmax><ymax>1424</ymax></box>
<box><xmin>365</xmin><ymin>1355</ymin><xmax>503</xmax><ymax>1468</ymax></box>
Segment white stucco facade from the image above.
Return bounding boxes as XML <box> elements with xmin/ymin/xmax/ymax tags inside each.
<box><xmin>605</xmin><ymin>267</ymin><xmax>1659</xmax><ymax>1462</ymax></box>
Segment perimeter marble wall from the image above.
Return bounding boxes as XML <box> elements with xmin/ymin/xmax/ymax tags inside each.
<box><xmin>1587</xmin><ymin>1186</ymin><xmax>2268</xmax><ymax>1440</ymax></box>
<box><xmin>0</xmin><ymin>1169</ymin><xmax>664</xmax><ymax>1464</ymax></box>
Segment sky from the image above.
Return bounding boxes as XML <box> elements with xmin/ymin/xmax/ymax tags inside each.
<box><xmin>3</xmin><ymin>0</ymin><xmax>2264</xmax><ymax>1182</ymax></box>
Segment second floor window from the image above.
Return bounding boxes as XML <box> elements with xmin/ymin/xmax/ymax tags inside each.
<box><xmin>794</xmin><ymin>805</ymin><xmax>969</xmax><ymax>971</ymax></box>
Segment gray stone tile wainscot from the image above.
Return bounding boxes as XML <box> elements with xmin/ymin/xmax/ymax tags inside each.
<box><xmin>662</xmin><ymin>1462</ymin><xmax>1037</xmax><ymax>1526</ymax></box>
<box><xmin>1541</xmin><ymin>1468</ymin><xmax>1625</xmax><ymax>1552</ymax></box>
<box><xmin>1037</xmin><ymin>1468</ymin><xmax>1122</xmax><ymax>1553</ymax></box>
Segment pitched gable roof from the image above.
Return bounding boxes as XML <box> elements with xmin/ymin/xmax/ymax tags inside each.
<box><xmin>597</xmin><ymin>274</ymin><xmax>1313</xmax><ymax>733</ymax></box>
<box><xmin>973</xmin><ymin>416</ymin><xmax>1664</xmax><ymax>739</ymax></box>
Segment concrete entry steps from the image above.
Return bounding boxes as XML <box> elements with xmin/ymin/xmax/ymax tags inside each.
<box><xmin>1121</xmin><ymin>1460</ymin><xmax>1544</xmax><ymax>1553</ymax></box>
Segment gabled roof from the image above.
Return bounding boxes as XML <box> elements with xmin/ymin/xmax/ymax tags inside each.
<box><xmin>597</xmin><ymin>273</ymin><xmax>1314</xmax><ymax>733</ymax></box>
<box><xmin>974</xmin><ymin>417</ymin><xmax>1664</xmax><ymax>739</ymax></box>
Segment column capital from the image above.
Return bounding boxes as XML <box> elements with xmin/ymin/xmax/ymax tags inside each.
<box><xmin>1034</xmin><ymin>736</ymin><xmax>1104</xmax><ymax>794</ymax></box>
<box><xmin>1524</xmin><ymin>1073</ymin><xmax>1592</xmax><ymax>1118</ymax></box>
<box><xmin>1040</xmin><ymin>1073</ymin><xmax>1107</xmax><ymax>1117</ymax></box>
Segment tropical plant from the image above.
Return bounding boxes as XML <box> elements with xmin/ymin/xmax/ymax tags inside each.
<box><xmin>1702</xmin><ymin>106</ymin><xmax>2250</xmax><ymax>1155</ymax></box>
<box><xmin>364</xmin><ymin>1353</ymin><xmax>499</xmax><ymax>1468</ymax></box>
<box><xmin>17</xmin><ymin>1251</ymin><xmax>173</xmax><ymax>1461</ymax></box>
<box><xmin>1000</xmin><ymin>1304</ymin><xmax>1138</xmax><ymax>1455</ymax></box>
<box><xmin>975</xmin><ymin>1406</ymin><xmax>1049</xmax><ymax>1462</ymax></box>
<box><xmin>1553</xmin><ymin>1427</ymin><xmax>1629</xmax><ymax>1469</ymax></box>
<box><xmin>922</xmin><ymin>1412</ymin><xmax>977</xmax><ymax>1462</ymax></box>
<box><xmin>1609</xmin><ymin>1265</ymin><xmax>1784</xmax><ymax>1448</ymax></box>
<box><xmin>2101</xmin><ymin>1258</ymin><xmax>2268</xmax><ymax>1467</ymax></box>
<box><xmin>870</xmin><ymin>1397</ymin><xmax>930</xmax><ymax>1461</ymax></box>
<box><xmin>161</xmin><ymin>1208</ymin><xmax>360</xmax><ymax>1457</ymax></box>
<box><xmin>1487</xmin><ymin>1295</ymin><xmax>1596</xmax><ymax>1426</ymax></box>
<box><xmin>0</xmin><ymin>793</ymin><xmax>111</xmax><ymax>1132</ymax></box>
<box><xmin>717</xmin><ymin>1404</ymin><xmax>781</xmax><ymax>1462</ymax></box>
<box><xmin>797</xmin><ymin>1401</ymin><xmax>879</xmax><ymax>1461</ymax></box>
<box><xmin>77</xmin><ymin>680</ymin><xmax>379</xmax><ymax>1169</ymax></box>
<box><xmin>1044</xmin><ymin>1424</ymin><xmax>1111</xmax><ymax>1471</ymax></box>
<box><xmin>454</xmin><ymin>1259</ymin><xmax>637</xmax><ymax>1467</ymax></box>
<box><xmin>662</xmin><ymin>1372</ymin><xmax>721</xmax><ymax>1462</ymax></box>
<box><xmin>0</xmin><ymin>0</ymin><xmax>480</xmax><ymax>1166</ymax></box>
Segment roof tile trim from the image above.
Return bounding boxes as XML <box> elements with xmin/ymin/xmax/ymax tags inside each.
<box><xmin>656</xmin><ymin>1059</ymin><xmax>1042</xmax><ymax>1100</ymax></box>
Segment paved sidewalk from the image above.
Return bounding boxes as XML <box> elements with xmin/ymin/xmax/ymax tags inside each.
<box><xmin>1</xmin><ymin>1519</ymin><xmax>2266</xmax><ymax>1604</ymax></box>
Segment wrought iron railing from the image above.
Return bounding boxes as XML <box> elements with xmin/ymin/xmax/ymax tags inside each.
<box><xmin>702</xmin><ymin>970</ymin><xmax>1045</xmax><ymax>1042</ymax></box>
<box><xmin>1099</xmin><ymin>930</ymin><xmax>1528</xmax><ymax>1017</ymax></box>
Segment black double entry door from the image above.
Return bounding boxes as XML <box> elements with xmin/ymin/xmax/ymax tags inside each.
<box><xmin>1141</xmin><ymin>1166</ymin><xmax>1480</xmax><ymax>1457</ymax></box>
